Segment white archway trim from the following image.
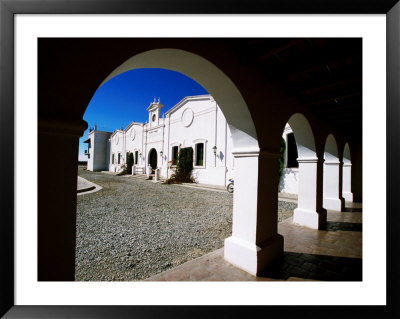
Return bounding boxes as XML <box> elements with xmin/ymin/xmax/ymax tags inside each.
<box><xmin>286</xmin><ymin>113</ymin><xmax>326</xmax><ymax>229</ymax></box>
<box><xmin>101</xmin><ymin>48</ymin><xmax>258</xmax><ymax>151</ymax></box>
<box><xmin>323</xmin><ymin>134</ymin><xmax>344</xmax><ymax>211</ymax></box>
<box><xmin>287</xmin><ymin>113</ymin><xmax>316</xmax><ymax>159</ymax></box>
<box><xmin>324</xmin><ymin>134</ymin><xmax>339</xmax><ymax>161</ymax></box>
<box><xmin>343</xmin><ymin>143</ymin><xmax>351</xmax><ymax>163</ymax></box>
<box><xmin>342</xmin><ymin>143</ymin><xmax>353</xmax><ymax>202</ymax></box>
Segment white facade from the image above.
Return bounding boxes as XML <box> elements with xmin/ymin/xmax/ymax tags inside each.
<box><xmin>86</xmin><ymin>95</ymin><xmax>304</xmax><ymax>192</ymax></box>
<box><xmin>84</xmin><ymin>126</ymin><xmax>111</xmax><ymax>171</ymax></box>
<box><xmin>88</xmin><ymin>95</ymin><xmax>236</xmax><ymax>187</ymax></box>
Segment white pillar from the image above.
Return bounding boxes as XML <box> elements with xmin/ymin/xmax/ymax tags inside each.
<box><xmin>154</xmin><ymin>168</ymin><xmax>160</xmax><ymax>181</ymax></box>
<box><xmin>323</xmin><ymin>160</ymin><xmax>345</xmax><ymax>211</ymax></box>
<box><xmin>224</xmin><ymin>149</ymin><xmax>284</xmax><ymax>276</ymax></box>
<box><xmin>146</xmin><ymin>164</ymin><xmax>151</xmax><ymax>178</ymax></box>
<box><xmin>293</xmin><ymin>157</ymin><xmax>327</xmax><ymax>229</ymax></box>
<box><xmin>342</xmin><ymin>162</ymin><xmax>354</xmax><ymax>202</ymax></box>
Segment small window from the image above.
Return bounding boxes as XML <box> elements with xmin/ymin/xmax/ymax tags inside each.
<box><xmin>152</xmin><ymin>114</ymin><xmax>156</xmax><ymax>122</ymax></box>
<box><xmin>195</xmin><ymin>143</ymin><xmax>204</xmax><ymax>166</ymax></box>
<box><xmin>135</xmin><ymin>151</ymin><xmax>138</xmax><ymax>164</ymax></box>
<box><xmin>287</xmin><ymin>133</ymin><xmax>299</xmax><ymax>168</ymax></box>
<box><xmin>172</xmin><ymin>146</ymin><xmax>179</xmax><ymax>164</ymax></box>
<box><xmin>118</xmin><ymin>153</ymin><xmax>121</xmax><ymax>164</ymax></box>
<box><xmin>112</xmin><ymin>153</ymin><xmax>115</xmax><ymax>164</ymax></box>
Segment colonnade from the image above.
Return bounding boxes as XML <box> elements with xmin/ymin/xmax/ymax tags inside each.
<box><xmin>224</xmin><ymin>114</ymin><xmax>355</xmax><ymax>275</ymax></box>
<box><xmin>37</xmin><ymin>42</ymin><xmax>360</xmax><ymax>280</ymax></box>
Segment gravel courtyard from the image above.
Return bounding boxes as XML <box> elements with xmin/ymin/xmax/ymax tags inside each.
<box><xmin>76</xmin><ymin>167</ymin><xmax>297</xmax><ymax>281</ymax></box>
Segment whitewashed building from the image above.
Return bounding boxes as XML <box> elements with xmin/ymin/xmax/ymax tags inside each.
<box><xmin>85</xmin><ymin>94</ymin><xmax>301</xmax><ymax>191</ymax></box>
<box><xmin>85</xmin><ymin>95</ymin><xmax>235</xmax><ymax>187</ymax></box>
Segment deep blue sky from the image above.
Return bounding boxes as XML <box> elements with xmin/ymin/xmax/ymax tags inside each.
<box><xmin>79</xmin><ymin>68</ymin><xmax>208</xmax><ymax>161</ymax></box>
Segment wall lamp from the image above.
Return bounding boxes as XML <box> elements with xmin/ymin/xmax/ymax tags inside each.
<box><xmin>212</xmin><ymin>146</ymin><xmax>217</xmax><ymax>155</ymax></box>
<box><xmin>160</xmin><ymin>151</ymin><xmax>163</xmax><ymax>157</ymax></box>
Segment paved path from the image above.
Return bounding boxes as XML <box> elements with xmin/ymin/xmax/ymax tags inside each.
<box><xmin>146</xmin><ymin>203</ymin><xmax>362</xmax><ymax>281</ymax></box>
<box><xmin>77</xmin><ymin>176</ymin><xmax>102</xmax><ymax>195</ymax></box>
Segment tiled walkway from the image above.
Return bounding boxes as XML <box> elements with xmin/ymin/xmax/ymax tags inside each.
<box><xmin>146</xmin><ymin>202</ymin><xmax>362</xmax><ymax>281</ymax></box>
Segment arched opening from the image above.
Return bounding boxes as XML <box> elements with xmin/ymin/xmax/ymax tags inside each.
<box><xmin>148</xmin><ymin>148</ymin><xmax>157</xmax><ymax>172</ymax></box>
<box><xmin>323</xmin><ymin>134</ymin><xmax>344</xmax><ymax>211</ymax></box>
<box><xmin>75</xmin><ymin>49</ymin><xmax>283</xmax><ymax>279</ymax></box>
<box><xmin>286</xmin><ymin>113</ymin><xmax>327</xmax><ymax>229</ymax></box>
<box><xmin>37</xmin><ymin>39</ymin><xmax>363</xmax><ymax>283</ymax></box>
<box><xmin>342</xmin><ymin>143</ymin><xmax>354</xmax><ymax>202</ymax></box>
<box><xmin>279</xmin><ymin>123</ymin><xmax>300</xmax><ymax>195</ymax></box>
<box><xmin>99</xmin><ymin>49</ymin><xmax>258</xmax><ymax>152</ymax></box>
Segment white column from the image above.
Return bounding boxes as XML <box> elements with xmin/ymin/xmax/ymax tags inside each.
<box><xmin>342</xmin><ymin>162</ymin><xmax>354</xmax><ymax>202</ymax></box>
<box><xmin>224</xmin><ymin>149</ymin><xmax>284</xmax><ymax>276</ymax></box>
<box><xmin>293</xmin><ymin>157</ymin><xmax>327</xmax><ymax>229</ymax></box>
<box><xmin>323</xmin><ymin>160</ymin><xmax>345</xmax><ymax>211</ymax></box>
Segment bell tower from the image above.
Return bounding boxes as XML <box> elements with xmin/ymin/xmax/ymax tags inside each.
<box><xmin>147</xmin><ymin>97</ymin><xmax>163</xmax><ymax>128</ymax></box>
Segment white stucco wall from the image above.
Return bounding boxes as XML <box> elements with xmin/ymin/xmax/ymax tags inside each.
<box><xmin>86</xmin><ymin>133</ymin><xmax>94</xmax><ymax>171</ymax></box>
<box><xmin>109</xmin><ymin>130</ymin><xmax>124</xmax><ymax>172</ymax></box>
<box><xmin>279</xmin><ymin>168</ymin><xmax>299</xmax><ymax>194</ymax></box>
<box><xmin>86</xmin><ymin>130</ymin><xmax>111</xmax><ymax>171</ymax></box>
<box><xmin>125</xmin><ymin>123</ymin><xmax>145</xmax><ymax>167</ymax></box>
<box><xmin>99</xmin><ymin>95</ymin><xmax>298</xmax><ymax>191</ymax></box>
<box><xmin>165</xmin><ymin>95</ymin><xmax>232</xmax><ymax>186</ymax></box>
<box><xmin>93</xmin><ymin>131</ymin><xmax>112</xmax><ymax>171</ymax></box>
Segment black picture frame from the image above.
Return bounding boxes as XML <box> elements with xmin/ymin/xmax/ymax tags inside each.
<box><xmin>1</xmin><ymin>0</ymin><xmax>399</xmax><ymax>318</ymax></box>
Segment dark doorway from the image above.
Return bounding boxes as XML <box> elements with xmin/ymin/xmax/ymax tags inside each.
<box><xmin>149</xmin><ymin>148</ymin><xmax>157</xmax><ymax>172</ymax></box>
<box><xmin>287</xmin><ymin>133</ymin><xmax>299</xmax><ymax>168</ymax></box>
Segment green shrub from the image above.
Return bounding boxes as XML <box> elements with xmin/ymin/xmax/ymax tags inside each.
<box><xmin>164</xmin><ymin>147</ymin><xmax>195</xmax><ymax>184</ymax></box>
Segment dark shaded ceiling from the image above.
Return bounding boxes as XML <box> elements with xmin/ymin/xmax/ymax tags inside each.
<box><xmin>209</xmin><ymin>38</ymin><xmax>362</xmax><ymax>142</ymax></box>
<box><xmin>38</xmin><ymin>37</ymin><xmax>362</xmax><ymax>143</ymax></box>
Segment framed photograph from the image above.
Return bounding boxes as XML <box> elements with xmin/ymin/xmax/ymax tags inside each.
<box><xmin>1</xmin><ymin>0</ymin><xmax>399</xmax><ymax>318</ymax></box>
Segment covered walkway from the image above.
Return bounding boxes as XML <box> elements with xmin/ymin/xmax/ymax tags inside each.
<box><xmin>146</xmin><ymin>202</ymin><xmax>362</xmax><ymax>281</ymax></box>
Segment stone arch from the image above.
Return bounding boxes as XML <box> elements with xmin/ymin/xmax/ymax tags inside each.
<box><xmin>342</xmin><ymin>143</ymin><xmax>353</xmax><ymax>202</ymax></box>
<box><xmin>92</xmin><ymin>49</ymin><xmax>273</xmax><ymax>276</ymax></box>
<box><xmin>323</xmin><ymin>134</ymin><xmax>344</xmax><ymax>211</ymax></box>
<box><xmin>98</xmin><ymin>48</ymin><xmax>258</xmax><ymax>153</ymax></box>
<box><xmin>286</xmin><ymin>113</ymin><xmax>316</xmax><ymax>159</ymax></box>
<box><xmin>343</xmin><ymin>143</ymin><xmax>351</xmax><ymax>163</ymax></box>
<box><xmin>324</xmin><ymin>134</ymin><xmax>339</xmax><ymax>161</ymax></box>
<box><xmin>285</xmin><ymin>113</ymin><xmax>326</xmax><ymax>229</ymax></box>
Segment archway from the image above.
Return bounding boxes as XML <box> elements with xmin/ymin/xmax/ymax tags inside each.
<box><xmin>342</xmin><ymin>143</ymin><xmax>354</xmax><ymax>202</ymax></box>
<box><xmin>286</xmin><ymin>113</ymin><xmax>327</xmax><ymax>229</ymax></box>
<box><xmin>100</xmin><ymin>49</ymin><xmax>258</xmax><ymax>152</ymax></box>
<box><xmin>148</xmin><ymin>148</ymin><xmax>157</xmax><ymax>172</ymax></box>
<box><xmin>94</xmin><ymin>49</ymin><xmax>287</xmax><ymax>276</ymax></box>
<box><xmin>38</xmin><ymin>42</ymin><xmax>295</xmax><ymax>280</ymax></box>
<box><xmin>323</xmin><ymin>134</ymin><xmax>344</xmax><ymax>211</ymax></box>
<box><xmin>36</xmin><ymin>39</ymin><xmax>364</xmax><ymax>283</ymax></box>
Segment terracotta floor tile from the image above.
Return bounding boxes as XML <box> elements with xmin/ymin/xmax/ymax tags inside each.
<box><xmin>146</xmin><ymin>203</ymin><xmax>362</xmax><ymax>282</ymax></box>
